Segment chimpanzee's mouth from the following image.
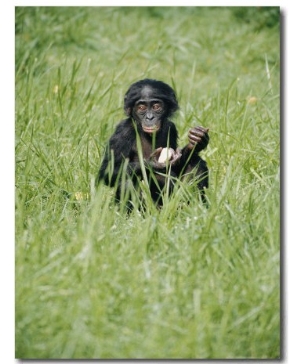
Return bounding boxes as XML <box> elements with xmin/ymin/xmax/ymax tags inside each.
<box><xmin>142</xmin><ymin>126</ymin><xmax>160</xmax><ymax>134</ymax></box>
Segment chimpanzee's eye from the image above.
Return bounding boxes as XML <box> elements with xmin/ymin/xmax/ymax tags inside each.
<box><xmin>152</xmin><ymin>103</ymin><xmax>162</xmax><ymax>111</ymax></box>
<box><xmin>137</xmin><ymin>104</ymin><xmax>147</xmax><ymax>112</ymax></box>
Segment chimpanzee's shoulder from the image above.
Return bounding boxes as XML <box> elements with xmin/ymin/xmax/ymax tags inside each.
<box><xmin>114</xmin><ymin>118</ymin><xmax>133</xmax><ymax>131</ymax></box>
<box><xmin>109</xmin><ymin>118</ymin><xmax>136</xmax><ymax>142</ymax></box>
<box><xmin>165</xmin><ymin>119</ymin><xmax>178</xmax><ymax>135</ymax></box>
<box><xmin>165</xmin><ymin>119</ymin><xmax>177</xmax><ymax>129</ymax></box>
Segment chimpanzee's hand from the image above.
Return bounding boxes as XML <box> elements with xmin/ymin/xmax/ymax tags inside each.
<box><xmin>148</xmin><ymin>147</ymin><xmax>181</xmax><ymax>169</ymax></box>
<box><xmin>169</xmin><ymin>148</ymin><xmax>182</xmax><ymax>166</ymax></box>
<box><xmin>148</xmin><ymin>147</ymin><xmax>165</xmax><ymax>169</ymax></box>
<box><xmin>188</xmin><ymin>126</ymin><xmax>209</xmax><ymax>152</ymax></box>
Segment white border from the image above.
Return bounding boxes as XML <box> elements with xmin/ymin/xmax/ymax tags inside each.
<box><xmin>3</xmin><ymin>2</ymin><xmax>299</xmax><ymax>363</ymax></box>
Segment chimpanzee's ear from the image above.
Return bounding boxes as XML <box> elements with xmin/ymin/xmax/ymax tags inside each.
<box><xmin>125</xmin><ymin>107</ymin><xmax>131</xmax><ymax>116</ymax></box>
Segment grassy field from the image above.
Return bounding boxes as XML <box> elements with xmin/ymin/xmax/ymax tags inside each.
<box><xmin>15</xmin><ymin>6</ymin><xmax>280</xmax><ymax>359</ymax></box>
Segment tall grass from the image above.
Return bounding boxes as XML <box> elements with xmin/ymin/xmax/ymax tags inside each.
<box><xmin>15</xmin><ymin>6</ymin><xmax>280</xmax><ymax>359</ymax></box>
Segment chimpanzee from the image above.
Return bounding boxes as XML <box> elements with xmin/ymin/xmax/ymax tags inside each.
<box><xmin>96</xmin><ymin>78</ymin><xmax>209</xmax><ymax>210</ymax></box>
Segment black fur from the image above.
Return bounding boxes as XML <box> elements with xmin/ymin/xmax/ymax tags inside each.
<box><xmin>97</xmin><ymin>79</ymin><xmax>208</xmax><ymax>210</ymax></box>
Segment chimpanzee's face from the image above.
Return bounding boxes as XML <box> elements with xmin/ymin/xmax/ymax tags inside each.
<box><xmin>132</xmin><ymin>86</ymin><xmax>165</xmax><ymax>134</ymax></box>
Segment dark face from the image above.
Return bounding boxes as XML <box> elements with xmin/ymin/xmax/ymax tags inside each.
<box><xmin>132</xmin><ymin>86</ymin><xmax>165</xmax><ymax>134</ymax></box>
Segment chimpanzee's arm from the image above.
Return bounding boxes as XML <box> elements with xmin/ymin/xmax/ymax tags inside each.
<box><xmin>97</xmin><ymin>119</ymin><xmax>139</xmax><ymax>186</ymax></box>
<box><xmin>175</xmin><ymin>126</ymin><xmax>209</xmax><ymax>174</ymax></box>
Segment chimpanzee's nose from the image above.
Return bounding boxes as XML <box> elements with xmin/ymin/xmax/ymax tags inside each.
<box><xmin>146</xmin><ymin>112</ymin><xmax>154</xmax><ymax>120</ymax></box>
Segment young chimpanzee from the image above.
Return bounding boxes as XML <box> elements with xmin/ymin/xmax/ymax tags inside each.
<box><xmin>96</xmin><ymin>79</ymin><xmax>209</xmax><ymax>210</ymax></box>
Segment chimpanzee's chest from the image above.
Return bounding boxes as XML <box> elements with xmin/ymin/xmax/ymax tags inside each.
<box><xmin>130</xmin><ymin>135</ymin><xmax>161</xmax><ymax>161</ymax></box>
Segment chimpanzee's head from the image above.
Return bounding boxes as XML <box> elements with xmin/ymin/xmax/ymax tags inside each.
<box><xmin>124</xmin><ymin>79</ymin><xmax>179</xmax><ymax>134</ymax></box>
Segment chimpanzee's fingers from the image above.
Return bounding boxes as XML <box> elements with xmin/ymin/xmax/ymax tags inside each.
<box><xmin>189</xmin><ymin>128</ymin><xmax>208</xmax><ymax>138</ymax></box>
<box><xmin>170</xmin><ymin>155</ymin><xmax>180</xmax><ymax>165</ymax></box>
<box><xmin>175</xmin><ymin>149</ymin><xmax>182</xmax><ymax>159</ymax></box>
<box><xmin>150</xmin><ymin>147</ymin><xmax>163</xmax><ymax>159</ymax></box>
<box><xmin>155</xmin><ymin>147</ymin><xmax>163</xmax><ymax>154</ymax></box>
<box><xmin>189</xmin><ymin>133</ymin><xmax>204</xmax><ymax>143</ymax></box>
<box><xmin>193</xmin><ymin>126</ymin><xmax>209</xmax><ymax>133</ymax></box>
<box><xmin>189</xmin><ymin>127</ymin><xmax>209</xmax><ymax>144</ymax></box>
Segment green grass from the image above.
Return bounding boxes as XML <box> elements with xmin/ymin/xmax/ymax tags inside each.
<box><xmin>15</xmin><ymin>6</ymin><xmax>280</xmax><ymax>359</ymax></box>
